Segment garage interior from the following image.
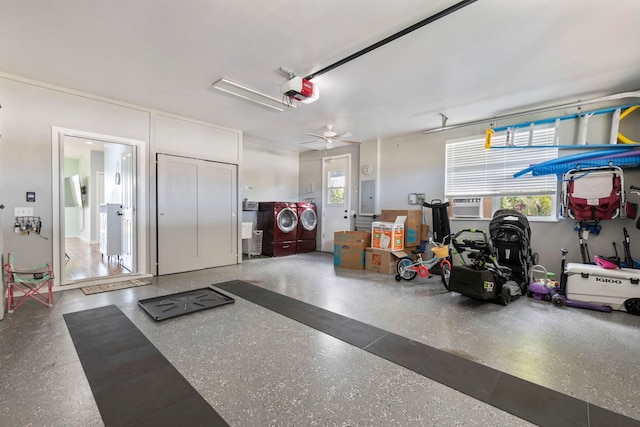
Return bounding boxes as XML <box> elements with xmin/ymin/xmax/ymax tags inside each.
<box><xmin>1</xmin><ymin>1</ymin><xmax>640</xmax><ymax>426</ymax></box>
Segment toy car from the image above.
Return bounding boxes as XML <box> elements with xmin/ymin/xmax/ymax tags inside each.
<box><xmin>527</xmin><ymin>265</ymin><xmax>559</xmax><ymax>301</ymax></box>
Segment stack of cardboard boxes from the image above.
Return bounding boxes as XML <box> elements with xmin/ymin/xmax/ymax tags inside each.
<box><xmin>333</xmin><ymin>230</ymin><xmax>371</xmax><ymax>270</ymax></box>
<box><xmin>334</xmin><ymin>210</ymin><xmax>427</xmax><ymax>274</ymax></box>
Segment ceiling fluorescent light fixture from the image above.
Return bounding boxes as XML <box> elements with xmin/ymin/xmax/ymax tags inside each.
<box><xmin>211</xmin><ymin>78</ymin><xmax>293</xmax><ymax>112</ymax></box>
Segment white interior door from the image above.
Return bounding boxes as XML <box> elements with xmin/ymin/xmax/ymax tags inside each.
<box><xmin>198</xmin><ymin>161</ymin><xmax>238</xmax><ymax>266</ymax></box>
<box><xmin>158</xmin><ymin>156</ymin><xmax>198</xmax><ymax>274</ymax></box>
<box><xmin>120</xmin><ymin>147</ymin><xmax>135</xmax><ymax>271</ymax></box>
<box><xmin>321</xmin><ymin>155</ymin><xmax>351</xmax><ymax>252</ymax></box>
<box><xmin>157</xmin><ymin>154</ymin><xmax>237</xmax><ymax>275</ymax></box>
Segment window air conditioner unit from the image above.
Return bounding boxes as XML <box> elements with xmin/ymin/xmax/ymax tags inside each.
<box><xmin>452</xmin><ymin>198</ymin><xmax>482</xmax><ymax>218</ymax></box>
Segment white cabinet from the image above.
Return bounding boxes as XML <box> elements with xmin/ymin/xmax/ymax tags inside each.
<box><xmin>100</xmin><ymin>203</ymin><xmax>122</xmax><ymax>260</ymax></box>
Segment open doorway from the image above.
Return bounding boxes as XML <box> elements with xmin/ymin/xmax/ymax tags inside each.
<box><xmin>58</xmin><ymin>133</ymin><xmax>138</xmax><ymax>285</ymax></box>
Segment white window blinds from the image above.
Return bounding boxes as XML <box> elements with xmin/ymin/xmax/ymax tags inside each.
<box><xmin>445</xmin><ymin>127</ymin><xmax>558</xmax><ymax>198</ymax></box>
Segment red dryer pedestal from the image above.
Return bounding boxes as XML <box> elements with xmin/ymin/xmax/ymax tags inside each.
<box><xmin>296</xmin><ymin>202</ymin><xmax>317</xmax><ymax>253</ymax></box>
<box><xmin>258</xmin><ymin>202</ymin><xmax>298</xmax><ymax>257</ymax></box>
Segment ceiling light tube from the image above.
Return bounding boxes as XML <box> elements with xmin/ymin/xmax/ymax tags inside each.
<box><xmin>212</xmin><ymin>78</ymin><xmax>293</xmax><ymax>112</ymax></box>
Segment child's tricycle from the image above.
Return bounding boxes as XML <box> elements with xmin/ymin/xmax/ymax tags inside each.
<box><xmin>395</xmin><ymin>237</ymin><xmax>452</xmax><ymax>286</ymax></box>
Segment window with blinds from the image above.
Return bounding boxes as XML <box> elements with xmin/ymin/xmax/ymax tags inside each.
<box><xmin>445</xmin><ymin>126</ymin><xmax>558</xmax><ymax>197</ymax></box>
<box><xmin>445</xmin><ymin>126</ymin><xmax>559</xmax><ymax>220</ymax></box>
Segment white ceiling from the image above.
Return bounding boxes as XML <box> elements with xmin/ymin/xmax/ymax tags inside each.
<box><xmin>2</xmin><ymin>0</ymin><xmax>640</xmax><ymax>152</ymax></box>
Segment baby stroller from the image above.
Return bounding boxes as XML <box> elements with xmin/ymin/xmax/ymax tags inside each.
<box><xmin>446</xmin><ymin>229</ymin><xmax>522</xmax><ymax>306</ymax></box>
<box><xmin>489</xmin><ymin>209</ymin><xmax>538</xmax><ymax>289</ymax></box>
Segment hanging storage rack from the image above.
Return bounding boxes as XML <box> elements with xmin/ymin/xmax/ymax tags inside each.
<box><xmin>485</xmin><ymin>103</ymin><xmax>640</xmax><ymax>149</ymax></box>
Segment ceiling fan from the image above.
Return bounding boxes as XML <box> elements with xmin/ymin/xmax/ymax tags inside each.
<box><xmin>299</xmin><ymin>124</ymin><xmax>361</xmax><ymax>149</ymax></box>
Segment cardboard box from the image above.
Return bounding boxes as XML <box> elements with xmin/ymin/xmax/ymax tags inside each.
<box><xmin>380</xmin><ymin>210</ymin><xmax>422</xmax><ymax>247</ymax></box>
<box><xmin>420</xmin><ymin>224</ymin><xmax>429</xmax><ymax>241</ymax></box>
<box><xmin>365</xmin><ymin>248</ymin><xmax>408</xmax><ymax>274</ymax></box>
<box><xmin>372</xmin><ymin>216</ymin><xmax>405</xmax><ymax>251</ymax></box>
<box><xmin>334</xmin><ymin>231</ymin><xmax>371</xmax><ymax>269</ymax></box>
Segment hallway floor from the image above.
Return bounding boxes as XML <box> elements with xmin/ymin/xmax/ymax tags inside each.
<box><xmin>1</xmin><ymin>251</ymin><xmax>639</xmax><ymax>426</ymax></box>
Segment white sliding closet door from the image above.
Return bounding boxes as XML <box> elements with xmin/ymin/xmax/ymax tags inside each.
<box><xmin>157</xmin><ymin>154</ymin><xmax>237</xmax><ymax>275</ymax></box>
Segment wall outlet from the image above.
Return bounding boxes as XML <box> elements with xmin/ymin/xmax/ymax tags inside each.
<box><xmin>15</xmin><ymin>207</ymin><xmax>33</xmax><ymax>216</ymax></box>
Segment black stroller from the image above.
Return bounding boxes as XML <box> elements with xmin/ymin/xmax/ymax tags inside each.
<box><xmin>446</xmin><ymin>229</ymin><xmax>522</xmax><ymax>306</ymax></box>
<box><xmin>489</xmin><ymin>209</ymin><xmax>538</xmax><ymax>290</ymax></box>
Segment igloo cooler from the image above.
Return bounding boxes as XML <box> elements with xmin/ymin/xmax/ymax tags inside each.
<box><xmin>565</xmin><ymin>263</ymin><xmax>640</xmax><ymax>313</ymax></box>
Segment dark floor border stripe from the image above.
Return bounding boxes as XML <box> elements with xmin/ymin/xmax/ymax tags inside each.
<box><xmin>64</xmin><ymin>305</ymin><xmax>228</xmax><ymax>427</ymax></box>
<box><xmin>215</xmin><ymin>280</ymin><xmax>640</xmax><ymax>427</ymax></box>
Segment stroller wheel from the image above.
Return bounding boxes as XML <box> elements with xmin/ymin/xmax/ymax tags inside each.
<box><xmin>500</xmin><ymin>287</ymin><xmax>511</xmax><ymax>306</ymax></box>
<box><xmin>531</xmin><ymin>252</ymin><xmax>539</xmax><ymax>265</ymax></box>
<box><xmin>519</xmin><ymin>281</ymin><xmax>528</xmax><ymax>294</ymax></box>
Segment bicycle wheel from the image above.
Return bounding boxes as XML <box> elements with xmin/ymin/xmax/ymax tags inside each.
<box><xmin>440</xmin><ymin>259</ymin><xmax>452</xmax><ymax>291</ymax></box>
<box><xmin>396</xmin><ymin>257</ymin><xmax>417</xmax><ymax>281</ymax></box>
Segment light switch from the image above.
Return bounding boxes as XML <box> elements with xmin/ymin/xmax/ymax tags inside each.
<box><xmin>15</xmin><ymin>207</ymin><xmax>34</xmax><ymax>216</ymax></box>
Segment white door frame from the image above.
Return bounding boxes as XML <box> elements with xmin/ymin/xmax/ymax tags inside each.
<box><xmin>120</xmin><ymin>146</ymin><xmax>135</xmax><ymax>272</ymax></box>
<box><xmin>51</xmin><ymin>127</ymin><xmax>148</xmax><ymax>289</ymax></box>
<box><xmin>93</xmin><ymin>171</ymin><xmax>105</xmax><ymax>244</ymax></box>
<box><xmin>320</xmin><ymin>153</ymin><xmax>351</xmax><ymax>252</ymax></box>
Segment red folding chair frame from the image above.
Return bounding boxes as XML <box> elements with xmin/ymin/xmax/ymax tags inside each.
<box><xmin>562</xmin><ymin>166</ymin><xmax>626</xmax><ymax>221</ymax></box>
<box><xmin>4</xmin><ymin>252</ymin><xmax>54</xmax><ymax>313</ymax></box>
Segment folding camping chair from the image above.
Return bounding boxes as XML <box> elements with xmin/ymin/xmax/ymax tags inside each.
<box><xmin>562</xmin><ymin>165</ymin><xmax>626</xmax><ymax>221</ymax></box>
<box><xmin>4</xmin><ymin>252</ymin><xmax>54</xmax><ymax>313</ymax></box>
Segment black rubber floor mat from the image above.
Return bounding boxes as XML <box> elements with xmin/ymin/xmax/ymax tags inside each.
<box><xmin>64</xmin><ymin>305</ymin><xmax>229</xmax><ymax>426</ymax></box>
<box><xmin>214</xmin><ymin>280</ymin><xmax>639</xmax><ymax>427</ymax></box>
<box><xmin>138</xmin><ymin>286</ymin><xmax>234</xmax><ymax>321</ymax></box>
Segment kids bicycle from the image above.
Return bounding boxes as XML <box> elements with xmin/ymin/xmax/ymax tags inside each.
<box><xmin>394</xmin><ymin>237</ymin><xmax>452</xmax><ymax>288</ymax></box>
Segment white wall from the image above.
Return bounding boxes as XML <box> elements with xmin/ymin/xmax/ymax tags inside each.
<box><xmin>242</xmin><ymin>140</ymin><xmax>299</xmax><ymax>202</ymax></box>
<box><xmin>0</xmin><ymin>76</ymin><xmax>151</xmax><ymax>270</ymax></box>
<box><xmin>154</xmin><ymin>114</ymin><xmax>241</xmax><ymax>163</ymax></box>
<box><xmin>78</xmin><ymin>146</ymin><xmax>91</xmax><ymax>243</ymax></box>
<box><xmin>0</xmin><ymin>74</ymin><xmax>251</xmax><ymax>282</ymax></box>
<box><xmin>240</xmin><ymin>139</ymin><xmax>300</xmax><ymax>230</ymax></box>
<box><xmin>89</xmin><ymin>150</ymin><xmax>104</xmax><ymax>243</ymax></box>
<box><xmin>63</xmin><ymin>158</ymin><xmax>81</xmax><ymax>238</ymax></box>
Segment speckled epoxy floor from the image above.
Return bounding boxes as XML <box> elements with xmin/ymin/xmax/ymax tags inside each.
<box><xmin>1</xmin><ymin>251</ymin><xmax>639</xmax><ymax>426</ymax></box>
